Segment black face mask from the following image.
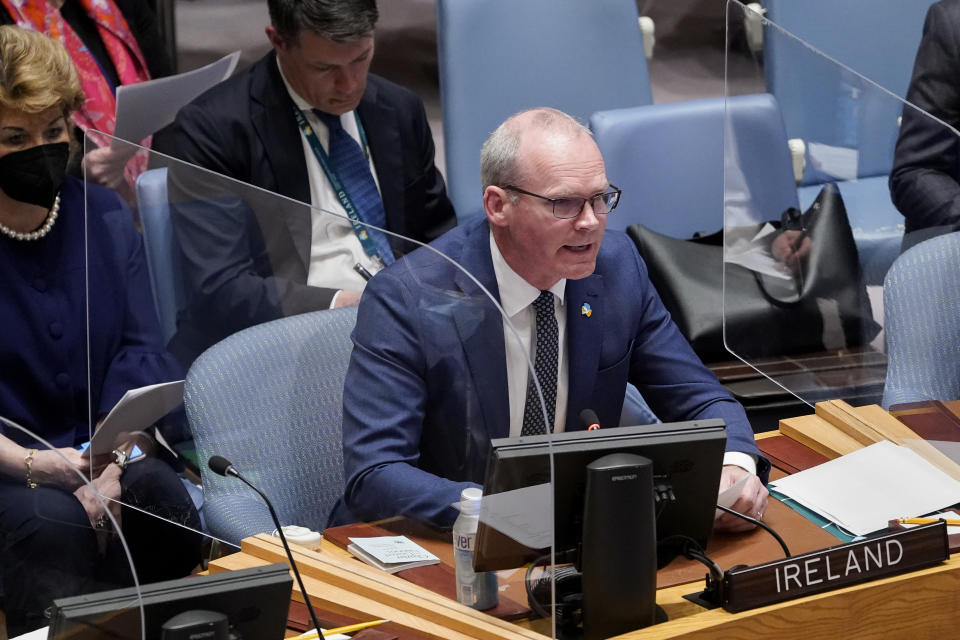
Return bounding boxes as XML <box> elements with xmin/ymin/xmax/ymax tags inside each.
<box><xmin>0</xmin><ymin>142</ymin><xmax>70</xmax><ymax>209</ymax></box>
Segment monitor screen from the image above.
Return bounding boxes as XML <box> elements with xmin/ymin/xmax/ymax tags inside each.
<box><xmin>47</xmin><ymin>563</ymin><xmax>292</xmax><ymax>639</ymax></box>
<box><xmin>474</xmin><ymin>419</ymin><xmax>727</xmax><ymax>572</ymax></box>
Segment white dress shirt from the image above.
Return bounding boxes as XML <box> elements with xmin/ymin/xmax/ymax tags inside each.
<box><xmin>278</xmin><ymin>62</ymin><xmax>384</xmax><ymax>302</ymax></box>
<box><xmin>488</xmin><ymin>231</ymin><xmax>755</xmax><ymax>474</ymax></box>
<box><xmin>490</xmin><ymin>232</ymin><xmax>569</xmax><ymax>436</ymax></box>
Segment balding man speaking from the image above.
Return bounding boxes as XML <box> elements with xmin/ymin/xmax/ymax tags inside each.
<box><xmin>332</xmin><ymin>108</ymin><xmax>768</xmax><ymax>531</ymax></box>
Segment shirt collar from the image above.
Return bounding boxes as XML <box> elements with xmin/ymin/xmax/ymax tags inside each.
<box><xmin>489</xmin><ymin>230</ymin><xmax>565</xmax><ymax>319</ymax></box>
<box><xmin>276</xmin><ymin>57</ymin><xmax>355</xmax><ymax>123</ymax></box>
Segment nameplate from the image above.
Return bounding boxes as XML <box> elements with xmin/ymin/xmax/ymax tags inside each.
<box><xmin>721</xmin><ymin>521</ymin><xmax>949</xmax><ymax>612</ymax></box>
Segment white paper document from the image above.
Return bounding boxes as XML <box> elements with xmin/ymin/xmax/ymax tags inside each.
<box><xmin>717</xmin><ymin>473</ymin><xmax>750</xmax><ymax>510</ymax></box>
<box><xmin>723</xmin><ymin>223</ymin><xmax>794</xmax><ymax>281</ymax></box>
<box><xmin>90</xmin><ymin>380</ymin><xmax>185</xmax><ymax>454</ymax></box>
<box><xmin>347</xmin><ymin>536</ymin><xmax>439</xmax><ymax>574</ymax></box>
<box><xmin>770</xmin><ymin>440</ymin><xmax>960</xmax><ymax>536</ymax></box>
<box><xmin>113</xmin><ymin>51</ymin><xmax>240</xmax><ymax>144</ymax></box>
<box><xmin>477</xmin><ymin>482</ymin><xmax>553</xmax><ymax>550</ymax></box>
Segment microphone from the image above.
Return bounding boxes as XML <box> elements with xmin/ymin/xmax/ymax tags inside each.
<box><xmin>208</xmin><ymin>456</ymin><xmax>326</xmax><ymax>640</ymax></box>
<box><xmin>580</xmin><ymin>408</ymin><xmax>601</xmax><ymax>431</ymax></box>
<box><xmin>208</xmin><ymin>455</ymin><xmax>238</xmax><ymax>478</ymax></box>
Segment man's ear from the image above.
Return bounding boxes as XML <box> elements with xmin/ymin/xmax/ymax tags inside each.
<box><xmin>265</xmin><ymin>26</ymin><xmax>288</xmax><ymax>53</ymax></box>
<box><xmin>484</xmin><ymin>186</ymin><xmax>510</xmax><ymax>228</ymax></box>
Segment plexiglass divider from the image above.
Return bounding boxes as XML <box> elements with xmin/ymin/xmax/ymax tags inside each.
<box><xmin>0</xmin><ymin>418</ymin><xmax>144</xmax><ymax>638</ymax></box>
<box><xmin>723</xmin><ymin>0</ymin><xmax>960</xmax><ymax>409</ymax></box>
<box><xmin>82</xmin><ymin>135</ymin><xmax>560</xmax><ymax>637</ymax></box>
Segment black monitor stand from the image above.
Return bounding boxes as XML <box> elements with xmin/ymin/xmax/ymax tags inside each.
<box><xmin>578</xmin><ymin>452</ymin><xmax>665</xmax><ymax>640</ymax></box>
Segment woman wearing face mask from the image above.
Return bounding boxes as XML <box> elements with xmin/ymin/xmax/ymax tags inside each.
<box><xmin>0</xmin><ymin>26</ymin><xmax>201</xmax><ymax>636</ymax></box>
<box><xmin>0</xmin><ymin>0</ymin><xmax>172</xmax><ymax>202</ymax></box>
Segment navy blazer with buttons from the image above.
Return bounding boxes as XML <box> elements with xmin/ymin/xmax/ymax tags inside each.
<box><xmin>333</xmin><ymin>218</ymin><xmax>767</xmax><ymax>528</ymax></box>
<box><xmin>159</xmin><ymin>51</ymin><xmax>455</xmax><ymax>365</ymax></box>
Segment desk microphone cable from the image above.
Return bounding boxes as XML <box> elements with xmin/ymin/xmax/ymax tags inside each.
<box><xmin>715</xmin><ymin>504</ymin><xmax>792</xmax><ymax>558</ymax></box>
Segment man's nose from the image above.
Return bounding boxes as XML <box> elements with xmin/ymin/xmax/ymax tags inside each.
<box><xmin>574</xmin><ymin>199</ymin><xmax>601</xmax><ymax>230</ymax></box>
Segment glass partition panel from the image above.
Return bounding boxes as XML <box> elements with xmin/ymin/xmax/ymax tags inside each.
<box><xmin>85</xmin><ymin>136</ymin><xmax>558</xmax><ymax>637</ymax></box>
<box><xmin>722</xmin><ymin>0</ymin><xmax>960</xmax><ymax>409</ymax></box>
<box><xmin>0</xmin><ymin>419</ymin><xmax>144</xmax><ymax>638</ymax></box>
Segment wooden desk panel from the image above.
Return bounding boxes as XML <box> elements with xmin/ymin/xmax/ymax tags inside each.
<box><xmin>615</xmin><ymin>554</ymin><xmax>960</xmax><ymax>639</ymax></box>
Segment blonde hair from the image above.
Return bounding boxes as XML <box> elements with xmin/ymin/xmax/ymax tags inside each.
<box><xmin>0</xmin><ymin>25</ymin><xmax>84</xmax><ymax>117</ymax></box>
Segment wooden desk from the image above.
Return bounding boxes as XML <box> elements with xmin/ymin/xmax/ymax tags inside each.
<box><xmin>215</xmin><ymin>531</ymin><xmax>960</xmax><ymax>640</ymax></box>
<box><xmin>213</xmin><ymin>411</ymin><xmax>960</xmax><ymax>639</ymax></box>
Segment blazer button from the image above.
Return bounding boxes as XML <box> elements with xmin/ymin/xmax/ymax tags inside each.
<box><xmin>49</xmin><ymin>322</ymin><xmax>63</xmax><ymax>339</ymax></box>
<box><xmin>55</xmin><ymin>373</ymin><xmax>70</xmax><ymax>388</ymax></box>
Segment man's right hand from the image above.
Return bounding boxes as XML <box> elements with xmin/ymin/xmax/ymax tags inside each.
<box><xmin>334</xmin><ymin>290</ymin><xmax>363</xmax><ymax>308</ymax></box>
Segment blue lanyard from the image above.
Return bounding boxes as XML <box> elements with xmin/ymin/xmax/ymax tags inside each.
<box><xmin>293</xmin><ymin>107</ymin><xmax>383</xmax><ymax>263</ymax></box>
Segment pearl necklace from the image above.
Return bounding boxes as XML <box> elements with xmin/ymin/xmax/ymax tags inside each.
<box><xmin>0</xmin><ymin>194</ymin><xmax>61</xmax><ymax>241</ymax></box>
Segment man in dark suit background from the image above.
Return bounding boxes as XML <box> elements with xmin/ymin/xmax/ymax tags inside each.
<box><xmin>158</xmin><ymin>0</ymin><xmax>455</xmax><ymax>366</ymax></box>
<box><xmin>890</xmin><ymin>0</ymin><xmax>960</xmax><ymax>251</ymax></box>
<box><xmin>332</xmin><ymin>108</ymin><xmax>768</xmax><ymax>531</ymax></box>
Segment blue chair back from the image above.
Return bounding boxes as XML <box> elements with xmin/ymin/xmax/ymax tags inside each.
<box><xmin>882</xmin><ymin>232</ymin><xmax>960</xmax><ymax>408</ymax></box>
<box><xmin>136</xmin><ymin>168</ymin><xmax>186</xmax><ymax>344</ymax></box>
<box><xmin>763</xmin><ymin>0</ymin><xmax>935</xmax><ymax>183</ymax></box>
<box><xmin>590</xmin><ymin>93</ymin><xmax>799</xmax><ymax>236</ymax></box>
<box><xmin>185</xmin><ymin>307</ymin><xmax>357</xmax><ymax>545</ymax></box>
<box><xmin>438</xmin><ymin>0</ymin><xmax>653</xmax><ymax>222</ymax></box>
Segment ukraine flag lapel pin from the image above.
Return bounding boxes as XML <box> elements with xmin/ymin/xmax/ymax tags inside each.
<box><xmin>581</xmin><ymin>302</ymin><xmax>592</xmax><ymax>317</ymax></box>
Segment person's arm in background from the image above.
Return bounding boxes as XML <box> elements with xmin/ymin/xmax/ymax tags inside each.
<box><xmin>891</xmin><ymin>1</ymin><xmax>960</xmax><ymax>234</ymax></box>
<box><xmin>164</xmin><ymin>100</ymin><xmax>340</xmax><ymax>339</ymax></box>
<box><xmin>83</xmin><ymin>0</ymin><xmax>174</xmax><ymax>194</ymax></box>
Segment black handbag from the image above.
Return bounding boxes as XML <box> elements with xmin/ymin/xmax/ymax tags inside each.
<box><xmin>627</xmin><ymin>183</ymin><xmax>881</xmax><ymax>363</ymax></box>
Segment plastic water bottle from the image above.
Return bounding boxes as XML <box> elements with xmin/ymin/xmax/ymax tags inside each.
<box><xmin>452</xmin><ymin>487</ymin><xmax>499</xmax><ymax>610</ymax></box>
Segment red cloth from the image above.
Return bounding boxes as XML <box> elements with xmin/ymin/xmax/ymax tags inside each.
<box><xmin>2</xmin><ymin>0</ymin><xmax>151</xmax><ymax>184</ymax></box>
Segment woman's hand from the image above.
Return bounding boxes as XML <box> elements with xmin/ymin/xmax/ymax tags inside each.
<box><xmin>29</xmin><ymin>447</ymin><xmax>106</xmax><ymax>491</ymax></box>
<box><xmin>73</xmin><ymin>462</ymin><xmax>123</xmax><ymax>530</ymax></box>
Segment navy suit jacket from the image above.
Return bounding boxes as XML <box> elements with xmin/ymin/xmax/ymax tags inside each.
<box><xmin>891</xmin><ymin>0</ymin><xmax>960</xmax><ymax>249</ymax></box>
<box><xmin>335</xmin><ymin>218</ymin><xmax>767</xmax><ymax>527</ymax></box>
<box><xmin>159</xmin><ymin>52</ymin><xmax>455</xmax><ymax>365</ymax></box>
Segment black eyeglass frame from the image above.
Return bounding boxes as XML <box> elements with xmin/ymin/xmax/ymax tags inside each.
<box><xmin>501</xmin><ymin>184</ymin><xmax>622</xmax><ymax>219</ymax></box>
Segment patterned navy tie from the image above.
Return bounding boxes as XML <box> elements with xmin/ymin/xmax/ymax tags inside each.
<box><xmin>314</xmin><ymin>111</ymin><xmax>394</xmax><ymax>265</ymax></box>
<box><xmin>521</xmin><ymin>291</ymin><xmax>559</xmax><ymax>436</ymax></box>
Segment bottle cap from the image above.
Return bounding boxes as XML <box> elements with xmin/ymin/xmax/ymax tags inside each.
<box><xmin>460</xmin><ymin>487</ymin><xmax>483</xmax><ymax>514</ymax></box>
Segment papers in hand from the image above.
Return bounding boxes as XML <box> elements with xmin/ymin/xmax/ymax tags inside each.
<box><xmin>347</xmin><ymin>536</ymin><xmax>440</xmax><ymax>574</ymax></box>
<box><xmin>89</xmin><ymin>381</ymin><xmax>184</xmax><ymax>455</ymax></box>
<box><xmin>770</xmin><ymin>440</ymin><xmax>960</xmax><ymax>536</ymax></box>
<box><xmin>113</xmin><ymin>51</ymin><xmax>240</xmax><ymax>144</ymax></box>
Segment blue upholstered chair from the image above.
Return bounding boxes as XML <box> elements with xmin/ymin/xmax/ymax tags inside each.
<box><xmin>761</xmin><ymin>0</ymin><xmax>936</xmax><ymax>283</ymax></box>
<box><xmin>185</xmin><ymin>307</ymin><xmax>357</xmax><ymax>546</ymax></box>
<box><xmin>437</xmin><ymin>0</ymin><xmax>653</xmax><ymax>222</ymax></box>
<box><xmin>136</xmin><ymin>168</ymin><xmax>186</xmax><ymax>345</ymax></box>
<box><xmin>590</xmin><ymin>93</ymin><xmax>799</xmax><ymax>236</ymax></box>
<box><xmin>882</xmin><ymin>232</ymin><xmax>960</xmax><ymax>409</ymax></box>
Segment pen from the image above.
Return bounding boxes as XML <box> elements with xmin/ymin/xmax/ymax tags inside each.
<box><xmin>353</xmin><ymin>262</ymin><xmax>374</xmax><ymax>282</ymax></box>
<box><xmin>897</xmin><ymin>517</ymin><xmax>960</xmax><ymax>526</ymax></box>
<box><xmin>296</xmin><ymin>619</ymin><xmax>390</xmax><ymax>639</ymax></box>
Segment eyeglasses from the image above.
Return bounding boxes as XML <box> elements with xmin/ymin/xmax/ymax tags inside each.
<box><xmin>502</xmin><ymin>184</ymin><xmax>622</xmax><ymax>219</ymax></box>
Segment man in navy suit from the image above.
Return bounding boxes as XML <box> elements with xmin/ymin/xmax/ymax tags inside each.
<box><xmin>891</xmin><ymin>0</ymin><xmax>960</xmax><ymax>251</ymax></box>
<box><xmin>159</xmin><ymin>0</ymin><xmax>454</xmax><ymax>366</ymax></box>
<box><xmin>334</xmin><ymin>108</ymin><xmax>768</xmax><ymax>530</ymax></box>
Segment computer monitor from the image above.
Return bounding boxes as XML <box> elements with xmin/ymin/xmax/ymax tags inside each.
<box><xmin>47</xmin><ymin>563</ymin><xmax>292</xmax><ymax>639</ymax></box>
<box><xmin>474</xmin><ymin>419</ymin><xmax>726</xmax><ymax>639</ymax></box>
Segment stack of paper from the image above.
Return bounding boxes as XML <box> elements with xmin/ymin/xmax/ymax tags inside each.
<box><xmin>770</xmin><ymin>440</ymin><xmax>960</xmax><ymax>536</ymax></box>
<box><xmin>347</xmin><ymin>536</ymin><xmax>440</xmax><ymax>574</ymax></box>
